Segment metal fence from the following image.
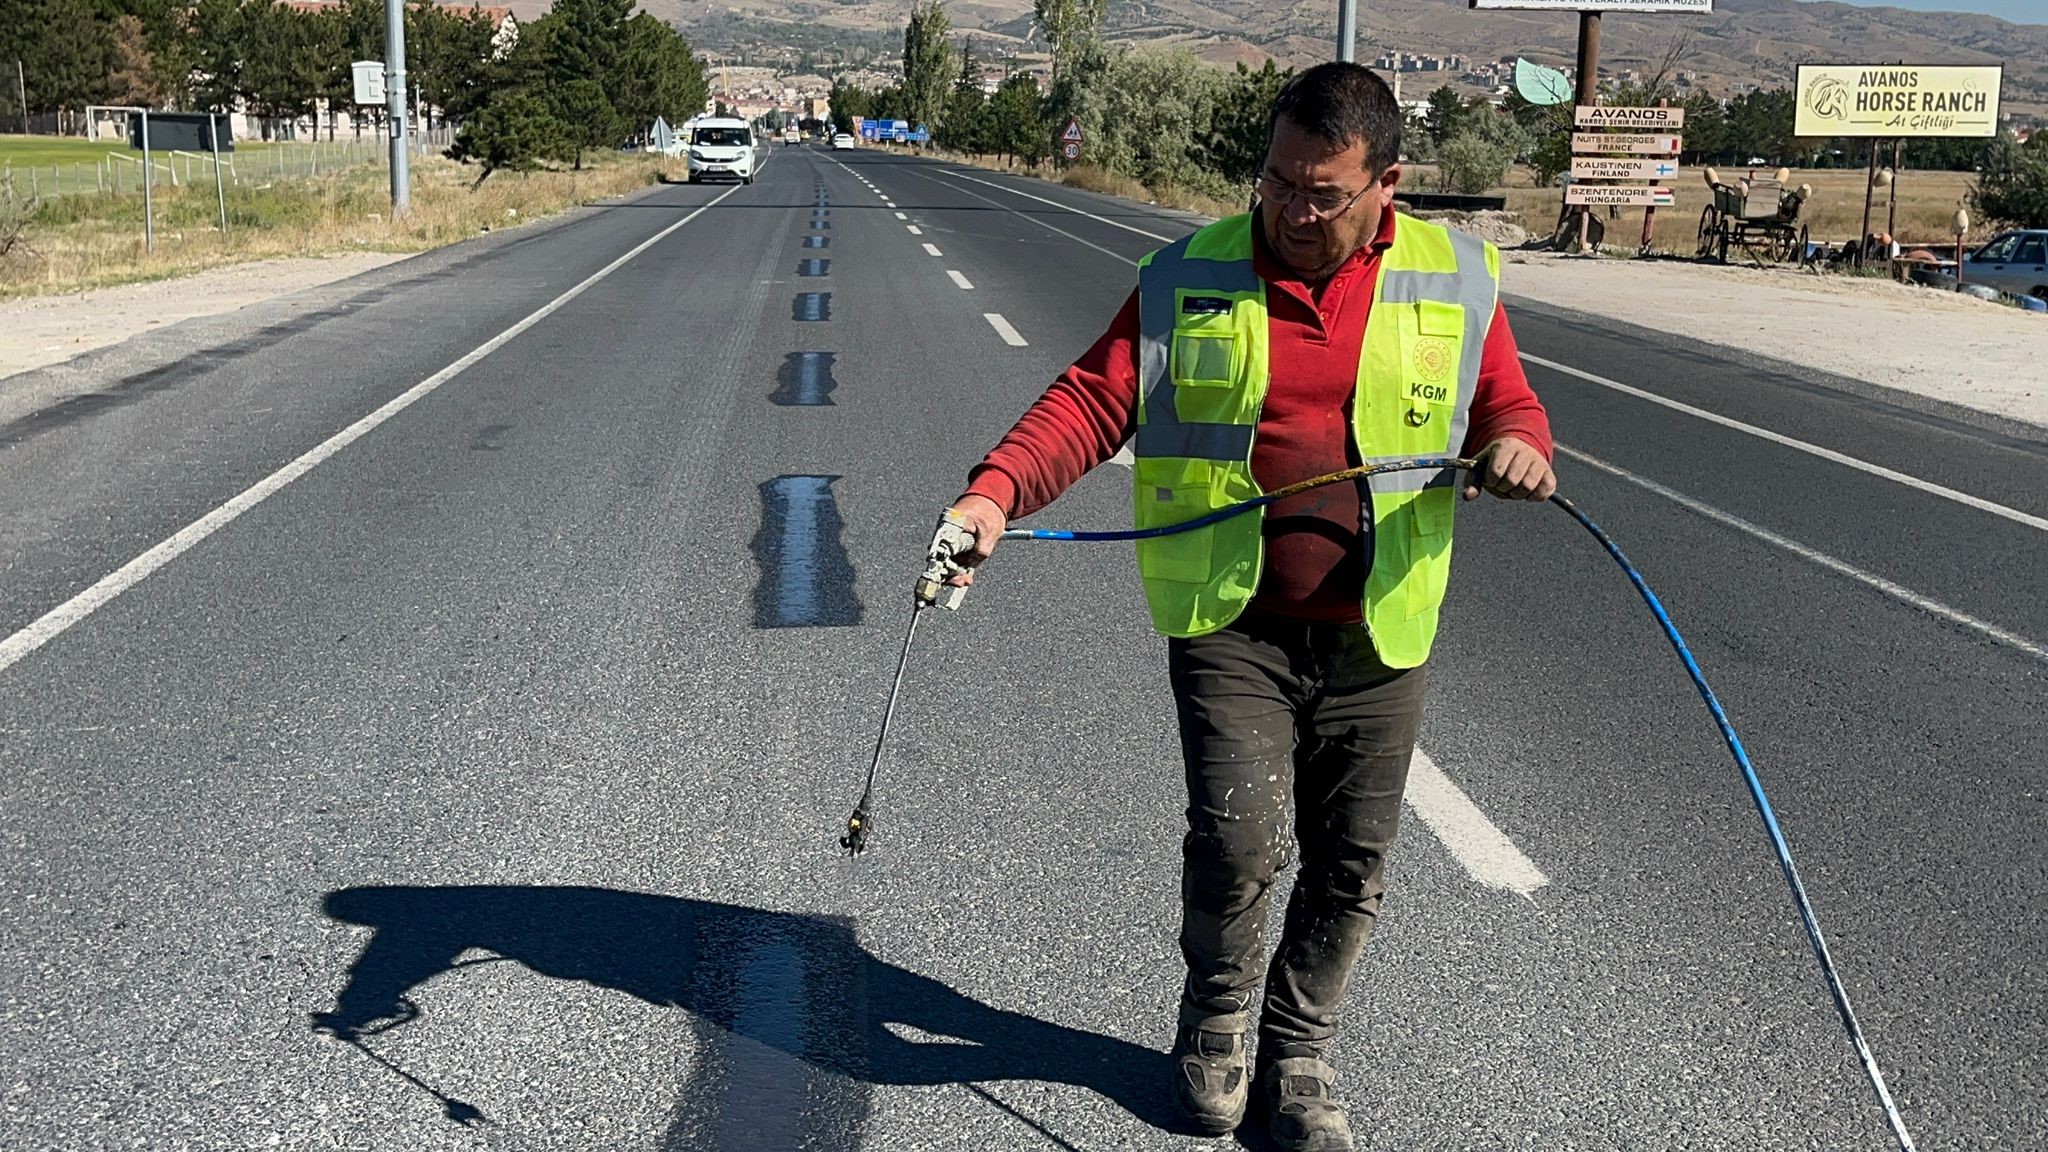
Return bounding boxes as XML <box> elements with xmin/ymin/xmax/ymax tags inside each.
<box><xmin>1</xmin><ymin>128</ymin><xmax>456</xmax><ymax>201</ymax></box>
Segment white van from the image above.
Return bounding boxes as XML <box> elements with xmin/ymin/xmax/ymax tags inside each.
<box><xmin>687</xmin><ymin>117</ymin><xmax>757</xmax><ymax>184</ymax></box>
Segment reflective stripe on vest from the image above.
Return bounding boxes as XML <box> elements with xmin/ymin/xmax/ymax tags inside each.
<box><xmin>1130</xmin><ymin>212</ymin><xmax>1500</xmax><ymax>665</ymax></box>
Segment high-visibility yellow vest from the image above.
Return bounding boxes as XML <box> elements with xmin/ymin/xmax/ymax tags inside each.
<box><xmin>1131</xmin><ymin>212</ymin><xmax>1500</xmax><ymax>667</ymax></box>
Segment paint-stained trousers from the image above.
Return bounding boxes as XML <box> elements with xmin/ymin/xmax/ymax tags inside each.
<box><xmin>1168</xmin><ymin>611</ymin><xmax>1426</xmax><ymax>1061</ymax></box>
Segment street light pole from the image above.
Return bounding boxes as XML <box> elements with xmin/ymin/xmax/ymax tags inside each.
<box><xmin>1337</xmin><ymin>0</ymin><xmax>1357</xmax><ymax>63</ymax></box>
<box><xmin>384</xmin><ymin>0</ymin><xmax>409</xmax><ymax>215</ymax></box>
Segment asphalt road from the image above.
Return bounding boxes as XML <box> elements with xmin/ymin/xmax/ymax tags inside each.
<box><xmin>2</xmin><ymin>144</ymin><xmax>2044</xmax><ymax>1152</ymax></box>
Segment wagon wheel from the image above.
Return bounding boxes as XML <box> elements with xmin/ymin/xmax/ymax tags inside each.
<box><xmin>1696</xmin><ymin>205</ymin><xmax>1721</xmax><ymax>260</ymax></box>
<box><xmin>1796</xmin><ymin>224</ymin><xmax>1813</xmax><ymax>267</ymax></box>
<box><xmin>1766</xmin><ymin>227</ymin><xmax>1795</xmax><ymax>264</ymax></box>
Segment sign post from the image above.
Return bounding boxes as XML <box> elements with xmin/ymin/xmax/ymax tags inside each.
<box><xmin>383</xmin><ymin>0</ymin><xmax>409</xmax><ymax>217</ymax></box>
<box><xmin>1059</xmin><ymin>117</ymin><xmax>1083</xmax><ymax>166</ymax></box>
<box><xmin>1570</xmin><ymin>105</ymin><xmax>1683</xmax><ymax>253</ymax></box>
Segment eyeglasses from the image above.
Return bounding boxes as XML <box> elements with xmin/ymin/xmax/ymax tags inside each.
<box><xmin>1254</xmin><ymin>174</ymin><xmax>1375</xmax><ymax>221</ymax></box>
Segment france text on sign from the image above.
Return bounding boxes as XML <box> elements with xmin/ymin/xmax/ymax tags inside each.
<box><xmin>1571</xmin><ymin>132</ymin><xmax>1682</xmax><ymax>155</ymax></box>
<box><xmin>1795</xmin><ymin>64</ymin><xmax>2002</xmax><ymax>138</ymax></box>
<box><xmin>1061</xmin><ymin>118</ymin><xmax>1084</xmax><ymax>143</ymax></box>
<box><xmin>1571</xmin><ymin>157</ymin><xmax>1680</xmax><ymax>181</ymax></box>
<box><xmin>1471</xmin><ymin>0</ymin><xmax>1711</xmax><ymax>10</ymax></box>
<box><xmin>1565</xmin><ymin>185</ymin><xmax>1676</xmax><ymax>207</ymax></box>
<box><xmin>1576</xmin><ymin>105</ymin><xmax>1685</xmax><ymax>129</ymax></box>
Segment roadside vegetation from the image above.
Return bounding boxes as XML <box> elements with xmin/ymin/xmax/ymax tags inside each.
<box><xmin>831</xmin><ymin>1</ymin><xmax>2044</xmax><ymax>248</ymax></box>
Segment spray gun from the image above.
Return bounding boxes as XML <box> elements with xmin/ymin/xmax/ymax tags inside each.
<box><xmin>840</xmin><ymin>508</ymin><xmax>980</xmax><ymax>855</ymax></box>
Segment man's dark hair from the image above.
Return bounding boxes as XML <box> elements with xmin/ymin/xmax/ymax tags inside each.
<box><xmin>1267</xmin><ymin>62</ymin><xmax>1403</xmax><ymax>176</ymax></box>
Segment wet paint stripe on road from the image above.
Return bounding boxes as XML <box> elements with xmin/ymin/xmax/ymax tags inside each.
<box><xmin>752</xmin><ymin>475</ymin><xmax>861</xmax><ymax>628</ymax></box>
<box><xmin>794</xmin><ymin>294</ymin><xmax>830</xmax><ymax>322</ymax></box>
<box><xmin>771</xmin><ymin>353</ymin><xmax>837</xmax><ymax>407</ymax></box>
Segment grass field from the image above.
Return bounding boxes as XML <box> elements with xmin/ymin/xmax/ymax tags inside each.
<box><xmin>0</xmin><ymin>132</ymin><xmax>422</xmax><ymax>199</ymax></box>
<box><xmin>1</xmin><ymin>150</ymin><xmax>665</xmax><ymax>298</ymax></box>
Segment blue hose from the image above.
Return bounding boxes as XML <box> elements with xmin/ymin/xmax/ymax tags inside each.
<box><xmin>1001</xmin><ymin>457</ymin><xmax>1918</xmax><ymax>1151</ymax></box>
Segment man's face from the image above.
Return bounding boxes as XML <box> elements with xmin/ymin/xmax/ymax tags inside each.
<box><xmin>1257</xmin><ymin>121</ymin><xmax>1401</xmax><ymax>282</ymax></box>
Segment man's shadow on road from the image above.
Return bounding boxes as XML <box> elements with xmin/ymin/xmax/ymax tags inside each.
<box><xmin>311</xmin><ymin>885</ymin><xmax>1183</xmax><ymax>1140</ymax></box>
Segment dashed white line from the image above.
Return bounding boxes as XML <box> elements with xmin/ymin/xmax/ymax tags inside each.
<box><xmin>937</xmin><ymin>168</ymin><xmax>1176</xmax><ymax>242</ymax></box>
<box><xmin>921</xmin><ymin>242</ymin><xmax>943</xmax><ymax>257</ymax></box>
<box><xmin>1522</xmin><ymin>352</ymin><xmax>2048</xmax><ymax>533</ymax></box>
<box><xmin>1558</xmin><ymin>443</ymin><xmax>2048</xmax><ymax>663</ymax></box>
<box><xmin>906</xmin><ymin>225</ymin><xmax>923</xmax><ymax>235</ymax></box>
<box><xmin>895</xmin><ymin>211</ymin><xmax>908</xmax><ymax>220</ymax></box>
<box><xmin>0</xmin><ymin>177</ymin><xmax>757</xmax><ymax>676</ymax></box>
<box><xmin>947</xmin><ymin>270</ymin><xmax>974</xmax><ymax>290</ymax></box>
<box><xmin>983</xmin><ymin>313</ymin><xmax>1028</xmax><ymax>346</ymax></box>
<box><xmin>1405</xmin><ymin>750</ymin><xmax>1549</xmax><ymax>897</ymax></box>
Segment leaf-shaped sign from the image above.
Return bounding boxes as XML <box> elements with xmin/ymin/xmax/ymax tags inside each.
<box><xmin>1515</xmin><ymin>58</ymin><xmax>1573</xmax><ymax>106</ymax></box>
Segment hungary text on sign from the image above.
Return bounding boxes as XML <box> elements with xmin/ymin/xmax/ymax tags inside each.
<box><xmin>1576</xmin><ymin>105</ymin><xmax>1685</xmax><ymax>130</ymax></box>
<box><xmin>1571</xmin><ymin>133</ymin><xmax>1682</xmax><ymax>155</ymax></box>
<box><xmin>1794</xmin><ymin>65</ymin><xmax>2002</xmax><ymax>138</ymax></box>
<box><xmin>1566</xmin><ymin>185</ymin><xmax>1676</xmax><ymax>207</ymax></box>
<box><xmin>1571</xmin><ymin>157</ymin><xmax>1680</xmax><ymax>181</ymax></box>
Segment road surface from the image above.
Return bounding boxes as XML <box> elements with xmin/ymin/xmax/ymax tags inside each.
<box><xmin>2</xmin><ymin>144</ymin><xmax>2044</xmax><ymax>1151</ymax></box>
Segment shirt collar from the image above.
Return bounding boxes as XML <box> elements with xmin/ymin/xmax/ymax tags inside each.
<box><xmin>1251</xmin><ymin>206</ymin><xmax>1399</xmax><ymax>290</ymax></box>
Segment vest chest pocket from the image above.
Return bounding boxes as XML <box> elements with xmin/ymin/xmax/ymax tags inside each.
<box><xmin>1137</xmin><ymin>484</ymin><xmax>1216</xmax><ymax>583</ymax></box>
<box><xmin>1171</xmin><ymin>308</ymin><xmax>1239</xmax><ymax>389</ymax></box>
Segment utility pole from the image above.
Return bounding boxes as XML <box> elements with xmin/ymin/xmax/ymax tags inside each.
<box><xmin>15</xmin><ymin>60</ymin><xmax>26</xmax><ymax>135</ymax></box>
<box><xmin>1337</xmin><ymin>0</ymin><xmax>1357</xmax><ymax>63</ymax></box>
<box><xmin>384</xmin><ymin>0</ymin><xmax>409</xmax><ymax>215</ymax></box>
<box><xmin>1572</xmin><ymin>12</ymin><xmax>1602</xmax><ymax>252</ymax></box>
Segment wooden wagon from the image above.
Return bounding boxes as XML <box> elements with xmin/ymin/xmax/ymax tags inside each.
<box><xmin>1696</xmin><ymin>178</ymin><xmax>1811</xmax><ymax>266</ymax></box>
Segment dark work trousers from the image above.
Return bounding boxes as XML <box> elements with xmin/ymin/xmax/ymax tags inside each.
<box><xmin>1168</xmin><ymin>611</ymin><xmax>1427</xmax><ymax>1062</ymax></box>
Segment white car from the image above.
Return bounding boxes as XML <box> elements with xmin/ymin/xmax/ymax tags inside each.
<box><xmin>687</xmin><ymin>118</ymin><xmax>757</xmax><ymax>184</ymax></box>
<box><xmin>783</xmin><ymin>126</ymin><xmax>801</xmax><ymax>145</ymax></box>
<box><xmin>831</xmin><ymin>133</ymin><xmax>856</xmax><ymax>150</ymax></box>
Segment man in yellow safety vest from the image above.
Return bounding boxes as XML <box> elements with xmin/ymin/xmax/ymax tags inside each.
<box><xmin>943</xmin><ymin>63</ymin><xmax>1557</xmax><ymax>1150</ymax></box>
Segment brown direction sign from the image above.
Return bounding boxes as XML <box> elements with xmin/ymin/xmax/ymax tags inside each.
<box><xmin>1565</xmin><ymin>185</ymin><xmax>1676</xmax><ymax>207</ymax></box>
<box><xmin>1570</xmin><ymin>156</ymin><xmax>1682</xmax><ymax>181</ymax></box>
<box><xmin>1571</xmin><ymin>132</ymin><xmax>1683</xmax><ymax>155</ymax></box>
<box><xmin>1575</xmin><ymin>105</ymin><xmax>1686</xmax><ymax>129</ymax></box>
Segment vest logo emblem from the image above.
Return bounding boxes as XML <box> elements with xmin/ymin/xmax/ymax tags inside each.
<box><xmin>1413</xmin><ymin>337</ymin><xmax>1455</xmax><ymax>385</ymax></box>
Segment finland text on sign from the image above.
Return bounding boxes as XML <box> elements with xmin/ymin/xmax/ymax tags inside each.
<box><xmin>1571</xmin><ymin>157</ymin><xmax>1680</xmax><ymax>181</ymax></box>
<box><xmin>1576</xmin><ymin>105</ymin><xmax>1685</xmax><ymax>129</ymax></box>
<box><xmin>1565</xmin><ymin>185</ymin><xmax>1676</xmax><ymax>207</ymax></box>
<box><xmin>1571</xmin><ymin>133</ymin><xmax>1682</xmax><ymax>155</ymax></box>
<box><xmin>1471</xmin><ymin>0</ymin><xmax>1711</xmax><ymax>10</ymax></box>
<box><xmin>1795</xmin><ymin>65</ymin><xmax>2002</xmax><ymax>138</ymax></box>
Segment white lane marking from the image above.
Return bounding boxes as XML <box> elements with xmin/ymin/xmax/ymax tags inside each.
<box><xmin>882</xmin><ymin>200</ymin><xmax>895</xmax><ymax>207</ymax></box>
<box><xmin>895</xmin><ymin>211</ymin><xmax>908</xmax><ymax>220</ymax></box>
<box><xmin>906</xmin><ymin>225</ymin><xmax>923</xmax><ymax>235</ymax></box>
<box><xmin>983</xmin><ymin>313</ymin><xmax>1028</xmax><ymax>347</ymax></box>
<box><xmin>1522</xmin><ymin>352</ymin><xmax>2048</xmax><ymax>534</ymax></box>
<box><xmin>937</xmin><ymin>168</ymin><xmax>1175</xmax><ymax>242</ymax></box>
<box><xmin>0</xmin><ymin>181</ymin><xmax>751</xmax><ymax>677</ymax></box>
<box><xmin>1559</xmin><ymin>442</ymin><xmax>2048</xmax><ymax>663</ymax></box>
<box><xmin>1406</xmin><ymin>749</ymin><xmax>1549</xmax><ymax>897</ymax></box>
<box><xmin>947</xmin><ymin>270</ymin><xmax>974</xmax><ymax>290</ymax></box>
<box><xmin>711</xmin><ymin>931</ymin><xmax>807</xmax><ymax>1151</ymax></box>
<box><xmin>921</xmin><ymin>242</ymin><xmax>942</xmax><ymax>257</ymax></box>
<box><xmin>910</xmin><ymin>167</ymin><xmax>1141</xmax><ymax>267</ymax></box>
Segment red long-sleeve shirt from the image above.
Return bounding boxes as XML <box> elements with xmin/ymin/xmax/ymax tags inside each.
<box><xmin>964</xmin><ymin>211</ymin><xmax>1553</xmax><ymax>623</ymax></box>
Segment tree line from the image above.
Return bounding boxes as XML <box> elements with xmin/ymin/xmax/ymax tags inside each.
<box><xmin>1</xmin><ymin>0</ymin><xmax>708</xmax><ymax>181</ymax></box>
<box><xmin>828</xmin><ymin>0</ymin><xmax>2039</xmax><ymax>227</ymax></box>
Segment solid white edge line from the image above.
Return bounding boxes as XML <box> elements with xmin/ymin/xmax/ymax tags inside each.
<box><xmin>1522</xmin><ymin>352</ymin><xmax>2048</xmax><ymax>533</ymax></box>
<box><xmin>921</xmin><ymin>242</ymin><xmax>942</xmax><ymax>257</ymax></box>
<box><xmin>937</xmin><ymin>168</ymin><xmax>1176</xmax><ymax>242</ymax></box>
<box><xmin>1558</xmin><ymin>442</ymin><xmax>2048</xmax><ymax>663</ymax></box>
<box><xmin>983</xmin><ymin>313</ymin><xmax>1028</xmax><ymax>346</ymax></box>
<box><xmin>0</xmin><ymin>178</ymin><xmax>752</xmax><ymax>677</ymax></box>
<box><xmin>907</xmin><ymin>167</ymin><xmax>1140</xmax><ymax>267</ymax></box>
<box><xmin>1406</xmin><ymin>749</ymin><xmax>1549</xmax><ymax>897</ymax></box>
<box><xmin>947</xmin><ymin>270</ymin><xmax>974</xmax><ymax>290</ymax></box>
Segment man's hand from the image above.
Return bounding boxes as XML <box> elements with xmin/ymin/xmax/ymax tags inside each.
<box><xmin>1462</xmin><ymin>437</ymin><xmax>1557</xmax><ymax>502</ymax></box>
<box><xmin>941</xmin><ymin>495</ymin><xmax>1008</xmax><ymax>586</ymax></box>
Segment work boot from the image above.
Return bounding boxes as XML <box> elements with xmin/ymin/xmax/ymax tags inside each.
<box><xmin>1259</xmin><ymin>1056</ymin><xmax>1353</xmax><ymax>1152</ymax></box>
<box><xmin>1170</xmin><ymin>1005</ymin><xmax>1249</xmax><ymax>1134</ymax></box>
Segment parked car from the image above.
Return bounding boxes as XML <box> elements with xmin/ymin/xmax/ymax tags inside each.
<box><xmin>686</xmin><ymin>117</ymin><xmax>756</xmax><ymax>184</ymax></box>
<box><xmin>831</xmin><ymin>133</ymin><xmax>856</xmax><ymax>150</ymax></box>
<box><xmin>1961</xmin><ymin>230</ymin><xmax>2048</xmax><ymax>300</ymax></box>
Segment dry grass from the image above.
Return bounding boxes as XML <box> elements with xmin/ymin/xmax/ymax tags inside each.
<box><xmin>0</xmin><ymin>152</ymin><xmax>664</xmax><ymax>299</ymax></box>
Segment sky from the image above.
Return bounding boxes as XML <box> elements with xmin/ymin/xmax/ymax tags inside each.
<box><xmin>1814</xmin><ymin>0</ymin><xmax>2047</xmax><ymax>23</ymax></box>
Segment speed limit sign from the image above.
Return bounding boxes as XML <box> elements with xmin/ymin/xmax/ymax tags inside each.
<box><xmin>1062</xmin><ymin>141</ymin><xmax>1080</xmax><ymax>160</ymax></box>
